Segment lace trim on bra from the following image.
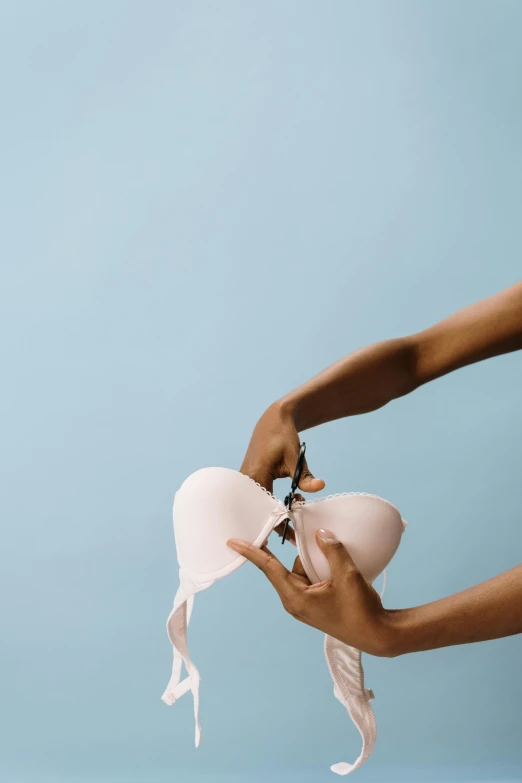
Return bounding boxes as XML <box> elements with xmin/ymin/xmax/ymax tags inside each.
<box><xmin>241</xmin><ymin>474</ymin><xmax>399</xmax><ymax>516</ymax></box>
<box><xmin>240</xmin><ymin>472</ymin><xmax>282</xmax><ymax>504</ymax></box>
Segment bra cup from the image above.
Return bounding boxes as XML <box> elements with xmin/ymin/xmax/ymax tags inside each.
<box><xmin>174</xmin><ymin>467</ymin><xmax>279</xmax><ymax>578</ymax></box>
<box><xmin>294</xmin><ymin>495</ymin><xmax>404</xmax><ymax>584</ymax></box>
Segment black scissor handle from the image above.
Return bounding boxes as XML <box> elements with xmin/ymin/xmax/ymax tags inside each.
<box><xmin>291</xmin><ymin>441</ymin><xmax>306</xmax><ymax>493</ymax></box>
<box><xmin>281</xmin><ymin>442</ymin><xmax>306</xmax><ymax>545</ymax></box>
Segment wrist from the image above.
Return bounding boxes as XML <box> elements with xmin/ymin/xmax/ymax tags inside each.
<box><xmin>379</xmin><ymin>608</ymin><xmax>421</xmax><ymax>657</ymax></box>
<box><xmin>361</xmin><ymin>611</ymin><xmax>400</xmax><ymax>658</ymax></box>
<box><xmin>277</xmin><ymin>390</ymin><xmax>312</xmax><ymax>433</ymax></box>
<box><xmin>345</xmin><ymin>611</ymin><xmax>405</xmax><ymax>658</ymax></box>
<box><xmin>272</xmin><ymin>394</ymin><xmax>300</xmax><ymax>427</ymax></box>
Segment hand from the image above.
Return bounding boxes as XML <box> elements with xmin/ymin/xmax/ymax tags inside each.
<box><xmin>240</xmin><ymin>400</ymin><xmax>325</xmax><ymax>494</ymax></box>
<box><xmin>227</xmin><ymin>529</ymin><xmax>395</xmax><ymax>657</ymax></box>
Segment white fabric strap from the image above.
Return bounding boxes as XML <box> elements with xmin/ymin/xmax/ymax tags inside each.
<box><xmin>323</xmin><ymin>565</ymin><xmax>388</xmax><ymax>774</ymax></box>
<box><xmin>162</xmin><ymin>675</ymin><xmax>192</xmax><ymax>702</ymax></box>
<box><xmin>161</xmin><ymin>510</ymin><xmax>290</xmax><ymax>748</ymax></box>
<box><xmin>379</xmin><ymin>568</ymin><xmax>387</xmax><ymax>599</ymax></box>
<box><xmin>324</xmin><ymin>634</ymin><xmax>377</xmax><ymax>776</ymax></box>
<box><xmin>162</xmin><ymin>591</ymin><xmax>194</xmax><ymax>702</ymax></box>
<box><xmin>161</xmin><ymin>572</ymin><xmax>209</xmax><ymax>747</ymax></box>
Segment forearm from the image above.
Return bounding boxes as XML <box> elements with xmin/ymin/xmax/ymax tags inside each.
<box><xmin>387</xmin><ymin>564</ymin><xmax>522</xmax><ymax>656</ymax></box>
<box><xmin>282</xmin><ymin>337</ymin><xmax>418</xmax><ymax>432</ymax></box>
<box><xmin>280</xmin><ymin>281</ymin><xmax>522</xmax><ymax>433</ymax></box>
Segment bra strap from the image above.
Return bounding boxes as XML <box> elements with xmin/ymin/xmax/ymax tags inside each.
<box><xmin>323</xmin><ymin>568</ymin><xmax>387</xmax><ymax>774</ymax></box>
<box><xmin>161</xmin><ymin>572</ymin><xmax>207</xmax><ymax>747</ymax></box>
<box><xmin>379</xmin><ymin>568</ymin><xmax>387</xmax><ymax>599</ymax></box>
<box><xmin>161</xmin><ymin>590</ymin><xmax>194</xmax><ymax>702</ymax></box>
<box><xmin>324</xmin><ymin>634</ymin><xmax>377</xmax><ymax>775</ymax></box>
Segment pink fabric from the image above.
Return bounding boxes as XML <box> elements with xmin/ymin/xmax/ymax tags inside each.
<box><xmin>162</xmin><ymin>467</ymin><xmax>407</xmax><ymax>775</ymax></box>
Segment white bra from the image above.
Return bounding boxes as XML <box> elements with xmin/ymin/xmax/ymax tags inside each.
<box><xmin>161</xmin><ymin>467</ymin><xmax>407</xmax><ymax>775</ymax></box>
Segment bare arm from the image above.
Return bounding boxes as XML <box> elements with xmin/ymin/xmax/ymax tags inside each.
<box><xmin>287</xmin><ymin>280</ymin><xmax>522</xmax><ymax>431</ymax></box>
<box><xmin>228</xmin><ymin>534</ymin><xmax>522</xmax><ymax>657</ymax></box>
<box><xmin>237</xmin><ymin>282</ymin><xmax>522</xmax><ymax>653</ymax></box>
<box><xmin>388</xmin><ymin>563</ymin><xmax>522</xmax><ymax>655</ymax></box>
<box><xmin>241</xmin><ymin>281</ymin><xmax>522</xmax><ymax>492</ymax></box>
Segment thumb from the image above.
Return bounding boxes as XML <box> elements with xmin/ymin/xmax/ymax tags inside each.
<box><xmin>316</xmin><ymin>529</ymin><xmax>358</xmax><ymax>579</ymax></box>
<box><xmin>297</xmin><ymin>457</ymin><xmax>325</xmax><ymax>493</ymax></box>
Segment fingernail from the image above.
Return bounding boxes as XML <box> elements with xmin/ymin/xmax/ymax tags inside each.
<box><xmin>318</xmin><ymin>529</ymin><xmax>336</xmax><ymax>540</ymax></box>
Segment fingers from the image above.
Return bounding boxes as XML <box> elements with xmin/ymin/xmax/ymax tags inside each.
<box><xmin>315</xmin><ymin>529</ymin><xmax>358</xmax><ymax>581</ymax></box>
<box><xmin>291</xmin><ymin>555</ymin><xmax>307</xmax><ymax>577</ymax></box>
<box><xmin>241</xmin><ymin>450</ymin><xmax>324</xmax><ymax>499</ymax></box>
<box><xmin>296</xmin><ymin>457</ymin><xmax>325</xmax><ymax>493</ymax></box>
<box><xmin>291</xmin><ymin>555</ymin><xmax>311</xmax><ymax>583</ymax></box>
<box><xmin>227</xmin><ymin>539</ymin><xmax>294</xmax><ymax>598</ymax></box>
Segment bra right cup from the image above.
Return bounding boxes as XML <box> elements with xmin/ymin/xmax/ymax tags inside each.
<box><xmin>294</xmin><ymin>495</ymin><xmax>405</xmax><ymax>584</ymax></box>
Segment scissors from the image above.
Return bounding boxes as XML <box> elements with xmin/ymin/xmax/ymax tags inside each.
<box><xmin>281</xmin><ymin>441</ymin><xmax>306</xmax><ymax>545</ymax></box>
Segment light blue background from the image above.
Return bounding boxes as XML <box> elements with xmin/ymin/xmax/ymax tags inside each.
<box><xmin>1</xmin><ymin>1</ymin><xmax>522</xmax><ymax>782</ymax></box>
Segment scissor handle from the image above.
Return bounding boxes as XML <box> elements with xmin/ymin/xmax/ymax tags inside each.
<box><xmin>281</xmin><ymin>442</ymin><xmax>306</xmax><ymax>544</ymax></box>
<box><xmin>291</xmin><ymin>442</ymin><xmax>306</xmax><ymax>493</ymax></box>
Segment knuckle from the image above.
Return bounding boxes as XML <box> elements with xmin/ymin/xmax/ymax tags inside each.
<box><xmin>260</xmin><ymin>554</ymin><xmax>273</xmax><ymax>572</ymax></box>
<box><xmin>282</xmin><ymin>594</ymin><xmax>306</xmax><ymax>620</ymax></box>
<box><xmin>343</xmin><ymin>567</ymin><xmax>361</xmax><ymax>586</ymax></box>
<box><xmin>281</xmin><ymin>460</ymin><xmax>296</xmax><ymax>479</ymax></box>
